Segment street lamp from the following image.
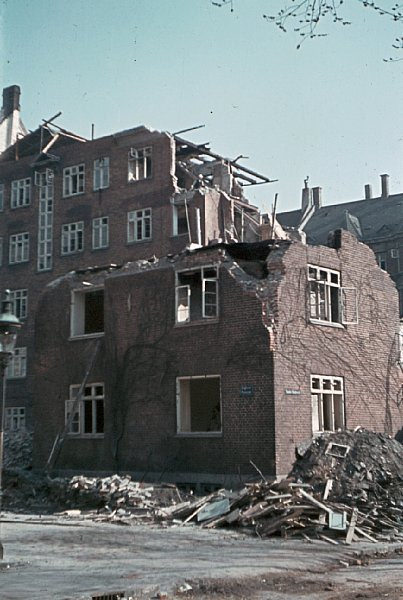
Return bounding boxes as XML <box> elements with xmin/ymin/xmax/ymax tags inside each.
<box><xmin>0</xmin><ymin>290</ymin><xmax>22</xmax><ymax>560</ymax></box>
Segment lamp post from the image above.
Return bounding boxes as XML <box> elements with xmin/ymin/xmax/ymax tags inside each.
<box><xmin>0</xmin><ymin>290</ymin><xmax>22</xmax><ymax>560</ymax></box>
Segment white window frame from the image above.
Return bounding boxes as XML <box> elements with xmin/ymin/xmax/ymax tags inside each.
<box><xmin>175</xmin><ymin>266</ymin><xmax>218</xmax><ymax>324</ymax></box>
<box><xmin>9</xmin><ymin>232</ymin><xmax>29</xmax><ymax>264</ymax></box>
<box><xmin>11</xmin><ymin>178</ymin><xmax>31</xmax><ymax>208</ymax></box>
<box><xmin>5</xmin><ymin>407</ymin><xmax>26</xmax><ymax>431</ymax></box>
<box><xmin>176</xmin><ymin>375</ymin><xmax>222</xmax><ymax>436</ymax></box>
<box><xmin>128</xmin><ymin>146</ymin><xmax>152</xmax><ymax>181</ymax></box>
<box><xmin>37</xmin><ymin>171</ymin><xmax>54</xmax><ymax>271</ymax></box>
<box><xmin>0</xmin><ymin>183</ymin><xmax>4</xmax><ymax>211</ymax></box>
<box><xmin>10</xmin><ymin>289</ymin><xmax>28</xmax><ymax>320</ymax></box>
<box><xmin>308</xmin><ymin>265</ymin><xmax>357</xmax><ymax>326</ymax></box>
<box><xmin>92</xmin><ymin>216</ymin><xmax>109</xmax><ymax>250</ymax></box>
<box><xmin>390</xmin><ymin>248</ymin><xmax>399</xmax><ymax>259</ymax></box>
<box><xmin>6</xmin><ymin>347</ymin><xmax>27</xmax><ymax>379</ymax></box>
<box><xmin>376</xmin><ymin>252</ymin><xmax>387</xmax><ymax>271</ymax></box>
<box><xmin>66</xmin><ymin>383</ymin><xmax>104</xmax><ymax>437</ymax></box>
<box><xmin>311</xmin><ymin>375</ymin><xmax>345</xmax><ymax>434</ymax></box>
<box><xmin>63</xmin><ymin>164</ymin><xmax>85</xmax><ymax>197</ymax></box>
<box><xmin>61</xmin><ymin>221</ymin><xmax>84</xmax><ymax>255</ymax></box>
<box><xmin>70</xmin><ymin>287</ymin><xmax>104</xmax><ymax>339</ymax></box>
<box><xmin>127</xmin><ymin>208</ymin><xmax>152</xmax><ymax>242</ymax></box>
<box><xmin>93</xmin><ymin>157</ymin><xmax>110</xmax><ymax>191</ymax></box>
<box><xmin>0</xmin><ymin>237</ymin><xmax>3</xmax><ymax>266</ymax></box>
<box><xmin>172</xmin><ymin>203</ymin><xmax>188</xmax><ymax>236</ymax></box>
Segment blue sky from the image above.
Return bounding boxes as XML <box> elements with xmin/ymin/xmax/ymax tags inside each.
<box><xmin>1</xmin><ymin>0</ymin><xmax>403</xmax><ymax>213</ymax></box>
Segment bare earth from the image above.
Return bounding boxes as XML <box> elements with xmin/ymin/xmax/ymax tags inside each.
<box><xmin>0</xmin><ymin>513</ymin><xmax>402</xmax><ymax>599</ymax></box>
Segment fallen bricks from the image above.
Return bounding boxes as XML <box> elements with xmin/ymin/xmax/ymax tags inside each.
<box><xmin>2</xmin><ymin>428</ymin><xmax>403</xmax><ymax>544</ymax></box>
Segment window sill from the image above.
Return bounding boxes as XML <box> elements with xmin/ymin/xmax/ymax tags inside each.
<box><xmin>127</xmin><ymin>177</ymin><xmax>153</xmax><ymax>184</ymax></box>
<box><xmin>9</xmin><ymin>261</ymin><xmax>29</xmax><ymax>266</ymax></box>
<box><xmin>171</xmin><ymin>233</ymin><xmax>189</xmax><ymax>238</ymax></box>
<box><xmin>127</xmin><ymin>238</ymin><xmax>152</xmax><ymax>245</ymax></box>
<box><xmin>11</xmin><ymin>204</ymin><xmax>30</xmax><ymax>209</ymax></box>
<box><xmin>61</xmin><ymin>251</ymin><xmax>84</xmax><ymax>257</ymax></box>
<box><xmin>176</xmin><ymin>432</ymin><xmax>222</xmax><ymax>438</ymax></box>
<box><xmin>92</xmin><ymin>246</ymin><xmax>109</xmax><ymax>251</ymax></box>
<box><xmin>66</xmin><ymin>434</ymin><xmax>104</xmax><ymax>439</ymax></box>
<box><xmin>175</xmin><ymin>318</ymin><xmax>219</xmax><ymax>328</ymax></box>
<box><xmin>69</xmin><ymin>332</ymin><xmax>104</xmax><ymax>341</ymax></box>
<box><xmin>63</xmin><ymin>192</ymin><xmax>85</xmax><ymax>198</ymax></box>
<box><xmin>309</xmin><ymin>319</ymin><xmax>344</xmax><ymax>329</ymax></box>
<box><xmin>6</xmin><ymin>376</ymin><xmax>26</xmax><ymax>381</ymax></box>
<box><xmin>93</xmin><ymin>186</ymin><xmax>109</xmax><ymax>192</ymax></box>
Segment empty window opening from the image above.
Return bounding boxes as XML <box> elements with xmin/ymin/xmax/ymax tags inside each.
<box><xmin>177</xmin><ymin>376</ymin><xmax>221</xmax><ymax>434</ymax></box>
<box><xmin>173</xmin><ymin>204</ymin><xmax>188</xmax><ymax>236</ymax></box>
<box><xmin>128</xmin><ymin>147</ymin><xmax>152</xmax><ymax>181</ymax></box>
<box><xmin>71</xmin><ymin>289</ymin><xmax>104</xmax><ymax>337</ymax></box>
<box><xmin>66</xmin><ymin>383</ymin><xmax>104</xmax><ymax>436</ymax></box>
<box><xmin>311</xmin><ymin>375</ymin><xmax>345</xmax><ymax>434</ymax></box>
<box><xmin>176</xmin><ymin>267</ymin><xmax>218</xmax><ymax>323</ymax></box>
<box><xmin>5</xmin><ymin>407</ymin><xmax>26</xmax><ymax>431</ymax></box>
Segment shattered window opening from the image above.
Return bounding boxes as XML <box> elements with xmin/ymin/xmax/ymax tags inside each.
<box><xmin>66</xmin><ymin>383</ymin><xmax>104</xmax><ymax>436</ymax></box>
<box><xmin>70</xmin><ymin>288</ymin><xmax>104</xmax><ymax>338</ymax></box>
<box><xmin>175</xmin><ymin>266</ymin><xmax>218</xmax><ymax>324</ymax></box>
<box><xmin>172</xmin><ymin>204</ymin><xmax>188</xmax><ymax>236</ymax></box>
<box><xmin>176</xmin><ymin>375</ymin><xmax>221</xmax><ymax>434</ymax></box>
<box><xmin>63</xmin><ymin>164</ymin><xmax>85</xmax><ymax>197</ymax></box>
<box><xmin>311</xmin><ymin>375</ymin><xmax>345</xmax><ymax>434</ymax></box>
<box><xmin>128</xmin><ymin>146</ymin><xmax>152</xmax><ymax>182</ymax></box>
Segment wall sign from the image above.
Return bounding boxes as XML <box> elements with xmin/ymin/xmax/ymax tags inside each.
<box><xmin>285</xmin><ymin>389</ymin><xmax>301</xmax><ymax>396</ymax></box>
<box><xmin>240</xmin><ymin>384</ymin><xmax>254</xmax><ymax>397</ymax></box>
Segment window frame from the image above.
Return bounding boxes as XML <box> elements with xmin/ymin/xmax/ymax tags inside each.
<box><xmin>311</xmin><ymin>375</ymin><xmax>345</xmax><ymax>434</ymax></box>
<box><xmin>127</xmin><ymin>208</ymin><xmax>152</xmax><ymax>243</ymax></box>
<box><xmin>176</xmin><ymin>375</ymin><xmax>222</xmax><ymax>436</ymax></box>
<box><xmin>61</xmin><ymin>221</ymin><xmax>84</xmax><ymax>255</ymax></box>
<box><xmin>6</xmin><ymin>347</ymin><xmax>27</xmax><ymax>379</ymax></box>
<box><xmin>0</xmin><ymin>183</ymin><xmax>4</xmax><ymax>211</ymax></box>
<box><xmin>70</xmin><ymin>286</ymin><xmax>105</xmax><ymax>339</ymax></box>
<box><xmin>63</xmin><ymin>164</ymin><xmax>85</xmax><ymax>197</ymax></box>
<box><xmin>127</xmin><ymin>146</ymin><xmax>152</xmax><ymax>182</ymax></box>
<box><xmin>5</xmin><ymin>407</ymin><xmax>26</xmax><ymax>431</ymax></box>
<box><xmin>9</xmin><ymin>232</ymin><xmax>29</xmax><ymax>264</ymax></box>
<box><xmin>175</xmin><ymin>265</ymin><xmax>219</xmax><ymax>325</ymax></box>
<box><xmin>9</xmin><ymin>289</ymin><xmax>28</xmax><ymax>320</ymax></box>
<box><xmin>93</xmin><ymin>157</ymin><xmax>110</xmax><ymax>191</ymax></box>
<box><xmin>11</xmin><ymin>177</ymin><xmax>31</xmax><ymax>208</ymax></box>
<box><xmin>65</xmin><ymin>382</ymin><xmax>104</xmax><ymax>437</ymax></box>
<box><xmin>92</xmin><ymin>216</ymin><xmax>109</xmax><ymax>250</ymax></box>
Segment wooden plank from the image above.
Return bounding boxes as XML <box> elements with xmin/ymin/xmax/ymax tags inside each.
<box><xmin>345</xmin><ymin>508</ymin><xmax>358</xmax><ymax>545</ymax></box>
<box><xmin>298</xmin><ymin>489</ymin><xmax>332</xmax><ymax>514</ymax></box>
<box><xmin>355</xmin><ymin>526</ymin><xmax>378</xmax><ymax>543</ymax></box>
<box><xmin>319</xmin><ymin>534</ymin><xmax>339</xmax><ymax>545</ymax></box>
<box><xmin>323</xmin><ymin>479</ymin><xmax>333</xmax><ymax>501</ymax></box>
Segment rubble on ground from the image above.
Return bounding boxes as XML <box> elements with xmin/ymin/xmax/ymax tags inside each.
<box><xmin>2</xmin><ymin>428</ymin><xmax>403</xmax><ymax>545</ymax></box>
<box><xmin>3</xmin><ymin>431</ymin><xmax>32</xmax><ymax>470</ymax></box>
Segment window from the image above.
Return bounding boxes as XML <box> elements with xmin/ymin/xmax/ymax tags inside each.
<box><xmin>173</xmin><ymin>204</ymin><xmax>188</xmax><ymax>236</ymax></box>
<box><xmin>5</xmin><ymin>407</ymin><xmax>26</xmax><ymax>431</ymax></box>
<box><xmin>127</xmin><ymin>208</ymin><xmax>152</xmax><ymax>242</ymax></box>
<box><xmin>0</xmin><ymin>183</ymin><xmax>4</xmax><ymax>211</ymax></box>
<box><xmin>128</xmin><ymin>146</ymin><xmax>152</xmax><ymax>181</ymax></box>
<box><xmin>63</xmin><ymin>164</ymin><xmax>85</xmax><ymax>196</ymax></box>
<box><xmin>307</xmin><ymin>265</ymin><xmax>357</xmax><ymax>325</ymax></box>
<box><xmin>37</xmin><ymin>171</ymin><xmax>54</xmax><ymax>271</ymax></box>
<box><xmin>93</xmin><ymin>157</ymin><xmax>109</xmax><ymax>190</ymax></box>
<box><xmin>176</xmin><ymin>266</ymin><xmax>218</xmax><ymax>324</ymax></box>
<box><xmin>391</xmin><ymin>248</ymin><xmax>399</xmax><ymax>259</ymax></box>
<box><xmin>11</xmin><ymin>178</ymin><xmax>31</xmax><ymax>208</ymax></box>
<box><xmin>9</xmin><ymin>232</ymin><xmax>29</xmax><ymax>264</ymax></box>
<box><xmin>10</xmin><ymin>289</ymin><xmax>28</xmax><ymax>319</ymax></box>
<box><xmin>70</xmin><ymin>288</ymin><xmax>104</xmax><ymax>337</ymax></box>
<box><xmin>61</xmin><ymin>222</ymin><xmax>84</xmax><ymax>255</ymax></box>
<box><xmin>311</xmin><ymin>375</ymin><xmax>345</xmax><ymax>433</ymax></box>
<box><xmin>376</xmin><ymin>252</ymin><xmax>387</xmax><ymax>270</ymax></box>
<box><xmin>0</xmin><ymin>237</ymin><xmax>2</xmax><ymax>266</ymax></box>
<box><xmin>176</xmin><ymin>376</ymin><xmax>221</xmax><ymax>434</ymax></box>
<box><xmin>6</xmin><ymin>347</ymin><xmax>27</xmax><ymax>379</ymax></box>
<box><xmin>92</xmin><ymin>216</ymin><xmax>109</xmax><ymax>249</ymax></box>
<box><xmin>66</xmin><ymin>383</ymin><xmax>104</xmax><ymax>436</ymax></box>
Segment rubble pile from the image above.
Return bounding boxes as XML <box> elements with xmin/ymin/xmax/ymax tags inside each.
<box><xmin>3</xmin><ymin>431</ymin><xmax>33</xmax><ymax>470</ymax></box>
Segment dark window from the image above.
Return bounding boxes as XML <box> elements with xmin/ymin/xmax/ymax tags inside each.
<box><xmin>84</xmin><ymin>290</ymin><xmax>104</xmax><ymax>334</ymax></box>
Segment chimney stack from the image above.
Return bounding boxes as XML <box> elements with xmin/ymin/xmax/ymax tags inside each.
<box><xmin>380</xmin><ymin>173</ymin><xmax>389</xmax><ymax>199</ymax></box>
<box><xmin>312</xmin><ymin>186</ymin><xmax>322</xmax><ymax>210</ymax></box>
<box><xmin>364</xmin><ymin>184</ymin><xmax>372</xmax><ymax>200</ymax></box>
<box><xmin>301</xmin><ymin>176</ymin><xmax>312</xmax><ymax>214</ymax></box>
<box><xmin>2</xmin><ymin>85</ymin><xmax>21</xmax><ymax>118</ymax></box>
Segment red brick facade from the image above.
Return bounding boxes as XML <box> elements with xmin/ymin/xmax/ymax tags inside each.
<box><xmin>32</xmin><ymin>232</ymin><xmax>403</xmax><ymax>482</ymax></box>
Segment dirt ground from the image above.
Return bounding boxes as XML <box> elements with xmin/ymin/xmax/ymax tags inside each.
<box><xmin>0</xmin><ymin>512</ymin><xmax>402</xmax><ymax>599</ymax></box>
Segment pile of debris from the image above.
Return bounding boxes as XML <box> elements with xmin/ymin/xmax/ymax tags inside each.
<box><xmin>3</xmin><ymin>431</ymin><xmax>32</xmax><ymax>470</ymax></box>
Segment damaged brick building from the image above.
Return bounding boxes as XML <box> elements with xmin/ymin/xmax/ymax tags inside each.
<box><xmin>0</xmin><ymin>85</ymin><xmax>269</xmax><ymax>432</ymax></box>
<box><xmin>33</xmin><ymin>231</ymin><xmax>403</xmax><ymax>482</ymax></box>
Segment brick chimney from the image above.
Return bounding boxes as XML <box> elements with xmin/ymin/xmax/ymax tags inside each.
<box><xmin>301</xmin><ymin>177</ymin><xmax>312</xmax><ymax>214</ymax></box>
<box><xmin>380</xmin><ymin>174</ymin><xmax>389</xmax><ymax>199</ymax></box>
<box><xmin>364</xmin><ymin>184</ymin><xmax>372</xmax><ymax>200</ymax></box>
<box><xmin>2</xmin><ymin>85</ymin><xmax>21</xmax><ymax>118</ymax></box>
<box><xmin>312</xmin><ymin>186</ymin><xmax>322</xmax><ymax>210</ymax></box>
